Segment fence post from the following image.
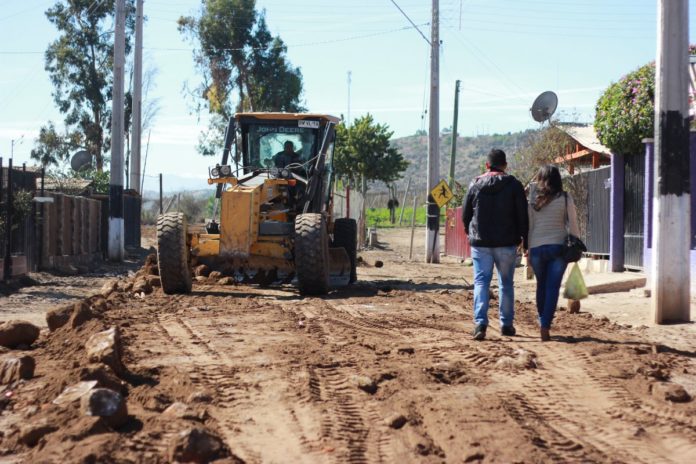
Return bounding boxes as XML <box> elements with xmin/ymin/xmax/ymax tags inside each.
<box><xmin>4</xmin><ymin>159</ymin><xmax>13</xmax><ymax>281</ymax></box>
<box><xmin>38</xmin><ymin>168</ymin><xmax>45</xmax><ymax>270</ymax></box>
<box><xmin>159</xmin><ymin>173</ymin><xmax>163</xmax><ymax>215</ymax></box>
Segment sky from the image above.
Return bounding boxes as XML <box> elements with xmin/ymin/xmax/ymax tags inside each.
<box><xmin>1</xmin><ymin>0</ymin><xmax>695</xmax><ymax>192</ymax></box>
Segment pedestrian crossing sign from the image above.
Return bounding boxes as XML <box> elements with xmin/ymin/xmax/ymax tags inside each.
<box><xmin>431</xmin><ymin>179</ymin><xmax>454</xmax><ymax>208</ymax></box>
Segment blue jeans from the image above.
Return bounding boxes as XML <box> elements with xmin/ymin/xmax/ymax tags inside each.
<box><xmin>471</xmin><ymin>246</ymin><xmax>517</xmax><ymax>327</ymax></box>
<box><xmin>529</xmin><ymin>244</ymin><xmax>568</xmax><ymax>329</ymax></box>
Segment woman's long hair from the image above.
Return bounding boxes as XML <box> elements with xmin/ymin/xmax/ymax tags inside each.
<box><xmin>533</xmin><ymin>165</ymin><xmax>563</xmax><ymax>211</ymax></box>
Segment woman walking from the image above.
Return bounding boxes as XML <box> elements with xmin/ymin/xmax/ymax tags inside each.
<box><xmin>527</xmin><ymin>165</ymin><xmax>580</xmax><ymax>341</ymax></box>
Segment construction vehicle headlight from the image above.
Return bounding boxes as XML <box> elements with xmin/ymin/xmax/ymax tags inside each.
<box><xmin>211</xmin><ymin>167</ymin><xmax>220</xmax><ymax>178</ymax></box>
<box><xmin>280</xmin><ymin>168</ymin><xmax>290</xmax><ymax>178</ymax></box>
<box><xmin>220</xmin><ymin>165</ymin><xmax>232</xmax><ymax>176</ymax></box>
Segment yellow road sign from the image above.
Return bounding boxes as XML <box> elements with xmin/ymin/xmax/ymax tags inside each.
<box><xmin>431</xmin><ymin>179</ymin><xmax>454</xmax><ymax>208</ymax></box>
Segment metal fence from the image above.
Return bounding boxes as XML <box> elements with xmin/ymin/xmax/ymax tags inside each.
<box><xmin>574</xmin><ymin>166</ymin><xmax>611</xmax><ymax>256</ymax></box>
<box><xmin>444</xmin><ymin>206</ymin><xmax>471</xmax><ymax>259</ymax></box>
<box><xmin>0</xmin><ymin>159</ymin><xmax>40</xmax><ymax>279</ymax></box>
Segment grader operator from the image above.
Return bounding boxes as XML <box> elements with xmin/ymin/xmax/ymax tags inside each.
<box><xmin>156</xmin><ymin>113</ymin><xmax>357</xmax><ymax>296</ymax></box>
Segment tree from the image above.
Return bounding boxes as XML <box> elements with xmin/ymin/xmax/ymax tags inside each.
<box><xmin>178</xmin><ymin>0</ymin><xmax>305</xmax><ymax>156</ymax></box>
<box><xmin>31</xmin><ymin>0</ymin><xmax>136</xmax><ymax>172</ymax></box>
<box><xmin>334</xmin><ymin>114</ymin><xmax>409</xmax><ymax>196</ymax></box>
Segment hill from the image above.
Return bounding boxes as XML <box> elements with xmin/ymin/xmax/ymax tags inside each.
<box><xmin>390</xmin><ymin>130</ymin><xmax>534</xmax><ymax>193</ymax></box>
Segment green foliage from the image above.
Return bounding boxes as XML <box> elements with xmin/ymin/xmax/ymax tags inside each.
<box><xmin>0</xmin><ymin>190</ymin><xmax>34</xmax><ymax>238</ymax></box>
<box><xmin>178</xmin><ymin>0</ymin><xmax>305</xmax><ymax>156</ymax></box>
<box><xmin>32</xmin><ymin>0</ymin><xmax>136</xmax><ymax>171</ymax></box>
<box><xmin>366</xmin><ymin>206</ymin><xmax>446</xmax><ymax>228</ymax></box>
<box><xmin>594</xmin><ymin>63</ymin><xmax>655</xmax><ymax>155</ymax></box>
<box><xmin>334</xmin><ymin>114</ymin><xmax>409</xmax><ymax>193</ymax></box>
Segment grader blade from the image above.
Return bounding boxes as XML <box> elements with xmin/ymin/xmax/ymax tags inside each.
<box><xmin>328</xmin><ymin>247</ymin><xmax>351</xmax><ymax>287</ymax></box>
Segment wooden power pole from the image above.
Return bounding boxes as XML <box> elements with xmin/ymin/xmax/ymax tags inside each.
<box><xmin>449</xmin><ymin>80</ymin><xmax>460</xmax><ymax>187</ymax></box>
<box><xmin>651</xmin><ymin>0</ymin><xmax>691</xmax><ymax>323</ymax></box>
<box><xmin>425</xmin><ymin>0</ymin><xmax>440</xmax><ymax>263</ymax></box>
<box><xmin>130</xmin><ymin>0</ymin><xmax>143</xmax><ymax>195</ymax></box>
<box><xmin>109</xmin><ymin>0</ymin><xmax>126</xmax><ymax>261</ymax></box>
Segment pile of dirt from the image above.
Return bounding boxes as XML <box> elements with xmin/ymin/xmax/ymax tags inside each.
<box><xmin>0</xmin><ymin>255</ymin><xmax>237</xmax><ymax>463</ymax></box>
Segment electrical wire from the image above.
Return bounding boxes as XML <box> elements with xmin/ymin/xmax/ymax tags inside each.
<box><xmin>388</xmin><ymin>0</ymin><xmax>431</xmax><ymax>45</ymax></box>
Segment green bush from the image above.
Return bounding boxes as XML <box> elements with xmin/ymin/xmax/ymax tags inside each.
<box><xmin>595</xmin><ymin>44</ymin><xmax>696</xmax><ymax>155</ymax></box>
<box><xmin>594</xmin><ymin>63</ymin><xmax>655</xmax><ymax>156</ymax></box>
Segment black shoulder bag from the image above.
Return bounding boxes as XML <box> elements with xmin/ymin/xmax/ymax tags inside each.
<box><xmin>563</xmin><ymin>193</ymin><xmax>587</xmax><ymax>263</ymax></box>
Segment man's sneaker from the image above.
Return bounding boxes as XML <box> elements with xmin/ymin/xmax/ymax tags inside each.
<box><xmin>472</xmin><ymin>324</ymin><xmax>487</xmax><ymax>340</ymax></box>
<box><xmin>501</xmin><ymin>325</ymin><xmax>516</xmax><ymax>336</ymax></box>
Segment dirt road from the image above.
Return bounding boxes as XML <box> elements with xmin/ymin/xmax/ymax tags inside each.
<box><xmin>2</xmin><ymin>229</ymin><xmax>696</xmax><ymax>463</ymax></box>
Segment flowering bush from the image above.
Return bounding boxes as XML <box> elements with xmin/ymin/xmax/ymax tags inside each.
<box><xmin>594</xmin><ymin>63</ymin><xmax>656</xmax><ymax>156</ymax></box>
<box><xmin>595</xmin><ymin>45</ymin><xmax>696</xmax><ymax>155</ymax></box>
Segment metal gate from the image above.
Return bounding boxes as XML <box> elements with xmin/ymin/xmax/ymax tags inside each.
<box><xmin>624</xmin><ymin>152</ymin><xmax>645</xmax><ymax>268</ymax></box>
<box><xmin>584</xmin><ymin>166</ymin><xmax>611</xmax><ymax>255</ymax></box>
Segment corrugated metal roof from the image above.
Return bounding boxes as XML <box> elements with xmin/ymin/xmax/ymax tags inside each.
<box><xmin>558</xmin><ymin>125</ymin><xmax>613</xmax><ymax>156</ymax></box>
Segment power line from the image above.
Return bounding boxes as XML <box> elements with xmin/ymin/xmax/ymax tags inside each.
<box><xmin>388</xmin><ymin>0</ymin><xmax>431</xmax><ymax>45</ymax></box>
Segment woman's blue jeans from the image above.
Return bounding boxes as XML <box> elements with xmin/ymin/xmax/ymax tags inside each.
<box><xmin>529</xmin><ymin>244</ymin><xmax>568</xmax><ymax>329</ymax></box>
<box><xmin>471</xmin><ymin>246</ymin><xmax>517</xmax><ymax>328</ymax></box>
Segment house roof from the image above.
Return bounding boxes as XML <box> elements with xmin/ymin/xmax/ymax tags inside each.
<box><xmin>558</xmin><ymin>125</ymin><xmax>612</xmax><ymax>156</ymax></box>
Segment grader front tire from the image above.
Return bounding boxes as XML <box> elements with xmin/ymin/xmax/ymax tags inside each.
<box><xmin>295</xmin><ymin>213</ymin><xmax>330</xmax><ymax>295</ymax></box>
<box><xmin>156</xmin><ymin>212</ymin><xmax>192</xmax><ymax>295</ymax></box>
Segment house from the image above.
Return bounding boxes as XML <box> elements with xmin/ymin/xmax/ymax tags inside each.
<box><xmin>554</xmin><ymin>124</ymin><xmax>612</xmax><ymax>173</ymax></box>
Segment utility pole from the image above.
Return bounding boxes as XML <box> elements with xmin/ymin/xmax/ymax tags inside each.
<box><xmin>651</xmin><ymin>0</ymin><xmax>691</xmax><ymax>323</ymax></box>
<box><xmin>449</xmin><ymin>79</ymin><xmax>460</xmax><ymax>187</ymax></box>
<box><xmin>425</xmin><ymin>0</ymin><xmax>440</xmax><ymax>263</ymax></box>
<box><xmin>109</xmin><ymin>0</ymin><xmax>126</xmax><ymax>261</ymax></box>
<box><xmin>347</xmin><ymin>71</ymin><xmax>352</xmax><ymax>126</ymax></box>
<box><xmin>130</xmin><ymin>0</ymin><xmax>143</xmax><ymax>194</ymax></box>
<box><xmin>10</xmin><ymin>135</ymin><xmax>23</xmax><ymax>160</ymax></box>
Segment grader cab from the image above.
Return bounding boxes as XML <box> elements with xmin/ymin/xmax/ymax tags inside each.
<box><xmin>156</xmin><ymin>112</ymin><xmax>357</xmax><ymax>295</ymax></box>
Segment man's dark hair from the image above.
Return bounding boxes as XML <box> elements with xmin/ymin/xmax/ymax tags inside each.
<box><xmin>487</xmin><ymin>149</ymin><xmax>507</xmax><ymax>168</ymax></box>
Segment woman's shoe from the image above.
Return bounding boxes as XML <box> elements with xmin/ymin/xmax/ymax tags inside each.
<box><xmin>540</xmin><ymin>327</ymin><xmax>550</xmax><ymax>342</ymax></box>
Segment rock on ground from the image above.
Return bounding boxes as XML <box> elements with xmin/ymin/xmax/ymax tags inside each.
<box><xmin>0</xmin><ymin>320</ymin><xmax>40</xmax><ymax>348</ymax></box>
<box><xmin>132</xmin><ymin>278</ymin><xmax>153</xmax><ymax>295</ymax></box>
<box><xmin>80</xmin><ymin>388</ymin><xmax>129</xmax><ymax>428</ymax></box>
<box><xmin>167</xmin><ymin>427</ymin><xmax>225</xmax><ymax>463</ymax></box>
<box><xmin>45</xmin><ymin>304</ymin><xmax>74</xmax><ymax>331</ymax></box>
<box><xmin>651</xmin><ymin>382</ymin><xmax>691</xmax><ymax>403</ymax></box>
<box><xmin>85</xmin><ymin>327</ymin><xmax>124</xmax><ymax>375</ymax></box>
<box><xmin>78</xmin><ymin>364</ymin><xmax>127</xmax><ymax>394</ymax></box>
<box><xmin>0</xmin><ymin>354</ymin><xmax>35</xmax><ymax>384</ymax></box>
<box><xmin>193</xmin><ymin>264</ymin><xmax>211</xmax><ymax>277</ymax></box>
<box><xmin>100</xmin><ymin>280</ymin><xmax>118</xmax><ymax>298</ymax></box>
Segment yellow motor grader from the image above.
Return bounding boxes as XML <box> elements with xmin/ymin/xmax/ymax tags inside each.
<box><xmin>156</xmin><ymin>112</ymin><xmax>357</xmax><ymax>295</ymax></box>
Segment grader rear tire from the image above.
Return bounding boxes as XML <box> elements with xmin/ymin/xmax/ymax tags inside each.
<box><xmin>156</xmin><ymin>212</ymin><xmax>192</xmax><ymax>294</ymax></box>
<box><xmin>333</xmin><ymin>218</ymin><xmax>358</xmax><ymax>283</ymax></box>
<box><xmin>295</xmin><ymin>213</ymin><xmax>329</xmax><ymax>295</ymax></box>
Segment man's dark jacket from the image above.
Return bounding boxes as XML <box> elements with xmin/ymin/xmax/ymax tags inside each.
<box><xmin>462</xmin><ymin>171</ymin><xmax>528</xmax><ymax>248</ymax></box>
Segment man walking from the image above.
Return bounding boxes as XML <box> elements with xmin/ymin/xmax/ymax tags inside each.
<box><xmin>462</xmin><ymin>149</ymin><xmax>528</xmax><ymax>340</ymax></box>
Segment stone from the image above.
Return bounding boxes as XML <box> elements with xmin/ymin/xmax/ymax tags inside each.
<box><xmin>46</xmin><ymin>304</ymin><xmax>73</xmax><ymax>331</ymax></box>
<box><xmin>218</xmin><ymin>277</ymin><xmax>235</xmax><ymax>286</ymax></box>
<box><xmin>208</xmin><ymin>271</ymin><xmax>223</xmax><ymax>280</ymax></box>
<box><xmin>162</xmin><ymin>402</ymin><xmax>204</xmax><ymax>421</ymax></box>
<box><xmin>100</xmin><ymin>280</ymin><xmax>118</xmax><ymax>297</ymax></box>
<box><xmin>78</xmin><ymin>364</ymin><xmax>127</xmax><ymax>394</ymax></box>
<box><xmin>53</xmin><ymin>381</ymin><xmax>99</xmax><ymax>406</ymax></box>
<box><xmin>0</xmin><ymin>320</ymin><xmax>40</xmax><ymax>348</ymax></box>
<box><xmin>651</xmin><ymin>382</ymin><xmax>691</xmax><ymax>403</ymax></box>
<box><xmin>193</xmin><ymin>264</ymin><xmax>211</xmax><ymax>278</ymax></box>
<box><xmin>187</xmin><ymin>390</ymin><xmax>213</xmax><ymax>404</ymax></box>
<box><xmin>167</xmin><ymin>427</ymin><xmax>225</xmax><ymax>463</ymax></box>
<box><xmin>144</xmin><ymin>253</ymin><xmax>158</xmax><ymax>267</ymax></box>
<box><xmin>85</xmin><ymin>327</ymin><xmax>124</xmax><ymax>375</ymax></box>
<box><xmin>195</xmin><ymin>276</ymin><xmax>208</xmax><ymax>283</ymax></box>
<box><xmin>146</xmin><ymin>275</ymin><xmax>161</xmax><ymax>287</ymax></box>
<box><xmin>80</xmin><ymin>388</ymin><xmax>128</xmax><ymax>428</ymax></box>
<box><xmin>132</xmin><ymin>278</ymin><xmax>153</xmax><ymax>295</ymax></box>
<box><xmin>20</xmin><ymin>420</ymin><xmax>58</xmax><ymax>447</ymax></box>
<box><xmin>354</xmin><ymin>375</ymin><xmax>377</xmax><ymax>394</ymax></box>
<box><xmin>0</xmin><ymin>355</ymin><xmax>35</xmax><ymax>384</ymax></box>
<box><xmin>70</xmin><ymin>302</ymin><xmax>95</xmax><ymax>328</ymax></box>
<box><xmin>386</xmin><ymin>413</ymin><xmax>408</xmax><ymax>429</ymax></box>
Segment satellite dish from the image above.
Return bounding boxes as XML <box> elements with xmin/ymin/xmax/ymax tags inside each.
<box><xmin>530</xmin><ymin>91</ymin><xmax>558</xmax><ymax>123</ymax></box>
<box><xmin>70</xmin><ymin>150</ymin><xmax>92</xmax><ymax>171</ymax></box>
